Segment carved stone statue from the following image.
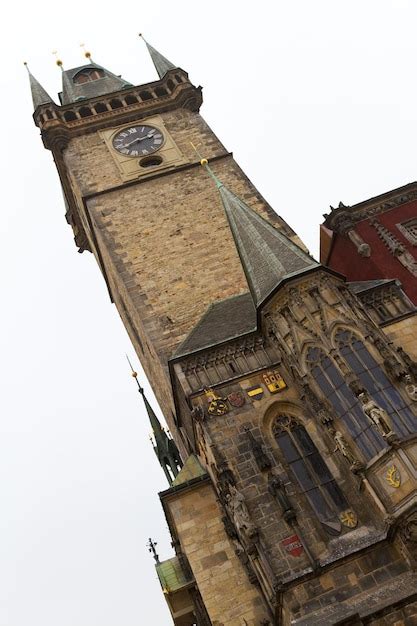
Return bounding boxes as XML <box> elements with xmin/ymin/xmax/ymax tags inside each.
<box><xmin>397</xmin><ymin>347</ymin><xmax>417</xmax><ymax>380</ymax></box>
<box><xmin>226</xmin><ymin>485</ymin><xmax>258</xmax><ymax>540</ymax></box>
<box><xmin>268</xmin><ymin>473</ymin><xmax>296</xmax><ymax>522</ymax></box>
<box><xmin>358</xmin><ymin>392</ymin><xmax>395</xmax><ymax>439</ymax></box>
<box><xmin>404</xmin><ymin>375</ymin><xmax>417</xmax><ymax>402</ymax></box>
<box><xmin>333</xmin><ymin>430</ymin><xmax>363</xmax><ymax>471</ymax></box>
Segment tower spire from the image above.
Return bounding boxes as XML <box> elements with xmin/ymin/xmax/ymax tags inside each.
<box><xmin>126</xmin><ymin>356</ymin><xmax>182</xmax><ymax>485</ymax></box>
<box><xmin>24</xmin><ymin>63</ymin><xmax>54</xmax><ymax>111</ymax></box>
<box><xmin>139</xmin><ymin>34</ymin><xmax>177</xmax><ymax>79</ymax></box>
<box><xmin>198</xmin><ymin>157</ymin><xmax>319</xmax><ymax>306</ymax></box>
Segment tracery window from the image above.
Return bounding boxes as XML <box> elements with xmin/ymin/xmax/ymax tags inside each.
<box><xmin>273</xmin><ymin>415</ymin><xmax>348</xmax><ymax>535</ymax></box>
<box><xmin>306</xmin><ymin>331</ymin><xmax>417</xmax><ymax>461</ymax></box>
<box><xmin>335</xmin><ymin>330</ymin><xmax>417</xmax><ymax>434</ymax></box>
<box><xmin>73</xmin><ymin>68</ymin><xmax>105</xmax><ymax>84</ymax></box>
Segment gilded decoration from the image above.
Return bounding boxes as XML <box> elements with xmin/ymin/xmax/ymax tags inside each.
<box><xmin>385</xmin><ymin>464</ymin><xmax>401</xmax><ymax>488</ymax></box>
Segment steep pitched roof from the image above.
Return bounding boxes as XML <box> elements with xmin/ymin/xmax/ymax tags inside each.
<box><xmin>140</xmin><ymin>35</ymin><xmax>177</xmax><ymax>78</ymax></box>
<box><xmin>25</xmin><ymin>64</ymin><xmax>54</xmax><ymax>110</ymax></box>
<box><xmin>217</xmin><ymin>183</ymin><xmax>319</xmax><ymax>307</ymax></box>
<box><xmin>173</xmin><ymin>292</ymin><xmax>256</xmax><ymax>358</ymax></box>
<box><xmin>171</xmin><ymin>454</ymin><xmax>206</xmax><ymax>487</ymax></box>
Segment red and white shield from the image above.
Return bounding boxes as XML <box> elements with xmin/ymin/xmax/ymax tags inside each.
<box><xmin>281</xmin><ymin>534</ymin><xmax>303</xmax><ymax>557</ymax></box>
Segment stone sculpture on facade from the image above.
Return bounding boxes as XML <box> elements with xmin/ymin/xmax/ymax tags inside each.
<box><xmin>268</xmin><ymin>473</ymin><xmax>296</xmax><ymax>522</ymax></box>
<box><xmin>333</xmin><ymin>430</ymin><xmax>364</xmax><ymax>472</ymax></box>
<box><xmin>358</xmin><ymin>392</ymin><xmax>396</xmax><ymax>440</ymax></box>
<box><xmin>226</xmin><ymin>485</ymin><xmax>258</xmax><ymax>540</ymax></box>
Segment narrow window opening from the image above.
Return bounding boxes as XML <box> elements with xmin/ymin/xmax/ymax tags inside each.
<box><xmin>79</xmin><ymin>107</ymin><xmax>93</xmax><ymax>118</ymax></box>
<box><xmin>155</xmin><ymin>86</ymin><xmax>168</xmax><ymax>97</ymax></box>
<box><xmin>93</xmin><ymin>102</ymin><xmax>107</xmax><ymax>113</ymax></box>
<box><xmin>110</xmin><ymin>99</ymin><xmax>123</xmax><ymax>110</ymax></box>
<box><xmin>64</xmin><ymin>111</ymin><xmax>77</xmax><ymax>122</ymax></box>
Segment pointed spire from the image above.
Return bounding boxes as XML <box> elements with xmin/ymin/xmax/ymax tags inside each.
<box><xmin>139</xmin><ymin>34</ymin><xmax>177</xmax><ymax>79</ymax></box>
<box><xmin>198</xmin><ymin>157</ymin><xmax>319</xmax><ymax>306</ymax></box>
<box><xmin>24</xmin><ymin>63</ymin><xmax>54</xmax><ymax>110</ymax></box>
<box><xmin>127</xmin><ymin>356</ymin><xmax>182</xmax><ymax>485</ymax></box>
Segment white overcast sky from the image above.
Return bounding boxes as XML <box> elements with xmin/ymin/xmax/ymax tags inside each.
<box><xmin>1</xmin><ymin>1</ymin><xmax>416</xmax><ymax>624</ymax></box>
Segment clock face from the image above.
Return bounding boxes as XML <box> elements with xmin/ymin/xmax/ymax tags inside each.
<box><xmin>112</xmin><ymin>125</ymin><xmax>164</xmax><ymax>157</ymax></box>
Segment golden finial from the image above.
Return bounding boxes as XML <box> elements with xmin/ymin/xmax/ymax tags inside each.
<box><xmin>190</xmin><ymin>142</ymin><xmax>223</xmax><ymax>188</ymax></box>
<box><xmin>52</xmin><ymin>50</ymin><xmax>63</xmax><ymax>69</ymax></box>
<box><xmin>80</xmin><ymin>43</ymin><xmax>92</xmax><ymax>60</ymax></box>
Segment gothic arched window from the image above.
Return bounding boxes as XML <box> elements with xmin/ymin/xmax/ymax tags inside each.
<box><xmin>306</xmin><ymin>332</ymin><xmax>417</xmax><ymax>461</ymax></box>
<box><xmin>273</xmin><ymin>415</ymin><xmax>348</xmax><ymax>535</ymax></box>
<box><xmin>306</xmin><ymin>347</ymin><xmax>385</xmax><ymax>459</ymax></box>
<box><xmin>335</xmin><ymin>330</ymin><xmax>417</xmax><ymax>435</ymax></box>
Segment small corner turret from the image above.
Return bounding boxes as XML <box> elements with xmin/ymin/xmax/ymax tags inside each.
<box><xmin>127</xmin><ymin>357</ymin><xmax>182</xmax><ymax>485</ymax></box>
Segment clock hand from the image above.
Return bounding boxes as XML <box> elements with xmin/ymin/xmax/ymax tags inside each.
<box><xmin>123</xmin><ymin>132</ymin><xmax>156</xmax><ymax>148</ymax></box>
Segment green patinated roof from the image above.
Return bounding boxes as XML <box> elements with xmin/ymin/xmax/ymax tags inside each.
<box><xmin>172</xmin><ymin>169</ymin><xmax>319</xmax><ymax>360</ymax></box>
<box><xmin>60</xmin><ymin>63</ymin><xmax>133</xmax><ymax>105</ymax></box>
<box><xmin>141</xmin><ymin>36</ymin><xmax>177</xmax><ymax>79</ymax></box>
<box><xmin>218</xmin><ymin>184</ymin><xmax>320</xmax><ymax>307</ymax></box>
<box><xmin>156</xmin><ymin>556</ymin><xmax>192</xmax><ymax>593</ymax></box>
<box><xmin>26</xmin><ymin>66</ymin><xmax>54</xmax><ymax>110</ymax></box>
<box><xmin>171</xmin><ymin>454</ymin><xmax>206</xmax><ymax>487</ymax></box>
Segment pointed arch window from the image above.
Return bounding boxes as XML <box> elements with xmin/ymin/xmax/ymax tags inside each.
<box><xmin>306</xmin><ymin>333</ymin><xmax>417</xmax><ymax>461</ymax></box>
<box><xmin>307</xmin><ymin>347</ymin><xmax>384</xmax><ymax>459</ymax></box>
<box><xmin>335</xmin><ymin>329</ymin><xmax>417</xmax><ymax>435</ymax></box>
<box><xmin>273</xmin><ymin>416</ymin><xmax>348</xmax><ymax>535</ymax></box>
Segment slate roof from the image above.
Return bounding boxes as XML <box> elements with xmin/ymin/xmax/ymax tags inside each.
<box><xmin>348</xmin><ymin>279</ymin><xmax>396</xmax><ymax>294</ymax></box>
<box><xmin>173</xmin><ymin>292</ymin><xmax>256</xmax><ymax>358</ymax></box>
<box><xmin>218</xmin><ymin>184</ymin><xmax>319</xmax><ymax>307</ymax></box>
<box><xmin>171</xmin><ymin>454</ymin><xmax>206</xmax><ymax>487</ymax></box>
<box><xmin>26</xmin><ymin>66</ymin><xmax>54</xmax><ymax>110</ymax></box>
<box><xmin>141</xmin><ymin>36</ymin><xmax>177</xmax><ymax>79</ymax></box>
<box><xmin>60</xmin><ymin>63</ymin><xmax>133</xmax><ymax>105</ymax></box>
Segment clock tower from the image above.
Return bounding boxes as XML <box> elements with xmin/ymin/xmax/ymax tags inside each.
<box><xmin>29</xmin><ymin>39</ymin><xmax>417</xmax><ymax>625</ymax></box>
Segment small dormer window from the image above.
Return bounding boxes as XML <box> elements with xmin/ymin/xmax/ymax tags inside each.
<box><xmin>73</xmin><ymin>68</ymin><xmax>105</xmax><ymax>84</ymax></box>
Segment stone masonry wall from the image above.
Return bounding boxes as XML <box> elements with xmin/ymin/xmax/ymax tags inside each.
<box><xmin>62</xmin><ymin>107</ymin><xmax>304</xmax><ymax>424</ymax></box>
<box><xmin>163</xmin><ymin>481</ymin><xmax>271</xmax><ymax>626</ymax></box>
<box><xmin>385</xmin><ymin>315</ymin><xmax>417</xmax><ymax>361</ymax></box>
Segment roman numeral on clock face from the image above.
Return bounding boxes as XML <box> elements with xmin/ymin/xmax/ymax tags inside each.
<box><xmin>112</xmin><ymin>124</ymin><xmax>165</xmax><ymax>157</ymax></box>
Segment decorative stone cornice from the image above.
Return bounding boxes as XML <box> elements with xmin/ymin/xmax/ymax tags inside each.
<box><xmin>323</xmin><ymin>182</ymin><xmax>417</xmax><ymax>230</ymax></box>
<box><xmin>34</xmin><ymin>69</ymin><xmax>203</xmax><ymax>150</ymax></box>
